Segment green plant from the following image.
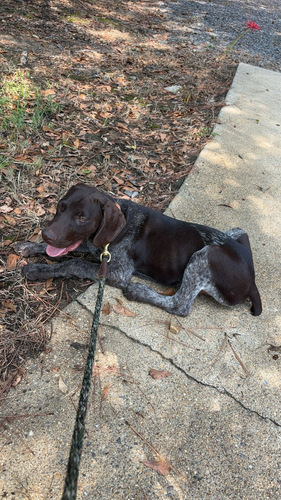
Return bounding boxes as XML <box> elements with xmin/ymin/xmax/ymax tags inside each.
<box><xmin>195</xmin><ymin>126</ymin><xmax>216</xmax><ymax>138</ymax></box>
<box><xmin>32</xmin><ymin>89</ymin><xmax>62</xmax><ymax>131</ymax></box>
<box><xmin>0</xmin><ymin>154</ymin><xmax>10</xmax><ymax>170</ymax></box>
<box><xmin>0</xmin><ymin>70</ymin><xmax>30</xmax><ymax>138</ymax></box>
<box><xmin>0</xmin><ymin>70</ymin><xmax>62</xmax><ymax>142</ymax></box>
<box><xmin>221</xmin><ymin>21</ymin><xmax>261</xmax><ymax>58</ymax></box>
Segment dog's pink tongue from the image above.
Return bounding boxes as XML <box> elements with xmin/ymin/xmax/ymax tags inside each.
<box><xmin>46</xmin><ymin>240</ymin><xmax>83</xmax><ymax>257</ymax></box>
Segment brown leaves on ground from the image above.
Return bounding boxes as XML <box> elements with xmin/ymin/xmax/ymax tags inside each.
<box><xmin>149</xmin><ymin>369</ymin><xmax>172</xmax><ymax>380</ymax></box>
<box><xmin>143</xmin><ymin>459</ymin><xmax>172</xmax><ymax>476</ymax></box>
<box><xmin>6</xmin><ymin>254</ymin><xmax>20</xmax><ymax>271</ymax></box>
<box><xmin>0</xmin><ymin>0</ymin><xmax>236</xmax><ymax>389</ymax></box>
<box><xmin>102</xmin><ymin>302</ymin><xmax>111</xmax><ymax>315</ymax></box>
<box><xmin>58</xmin><ymin>376</ymin><xmax>68</xmax><ymax>394</ymax></box>
<box><xmin>113</xmin><ymin>303</ymin><xmax>137</xmax><ymax>317</ymax></box>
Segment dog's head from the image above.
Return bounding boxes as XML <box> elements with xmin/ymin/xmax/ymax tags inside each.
<box><xmin>42</xmin><ymin>184</ymin><xmax>126</xmax><ymax>257</ymax></box>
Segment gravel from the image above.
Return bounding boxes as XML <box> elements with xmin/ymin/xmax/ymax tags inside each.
<box><xmin>166</xmin><ymin>0</ymin><xmax>281</xmax><ymax>71</ymax></box>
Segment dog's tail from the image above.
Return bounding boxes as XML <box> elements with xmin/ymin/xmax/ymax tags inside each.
<box><xmin>250</xmin><ymin>284</ymin><xmax>262</xmax><ymax>316</ymax></box>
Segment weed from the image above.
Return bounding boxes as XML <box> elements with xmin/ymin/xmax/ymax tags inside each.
<box><xmin>32</xmin><ymin>89</ymin><xmax>62</xmax><ymax>131</ymax></box>
<box><xmin>64</xmin><ymin>15</ymin><xmax>90</xmax><ymax>25</ymax></box>
<box><xmin>195</xmin><ymin>126</ymin><xmax>217</xmax><ymax>138</ymax></box>
<box><xmin>0</xmin><ymin>71</ymin><xmax>29</xmax><ymax>139</ymax></box>
<box><xmin>0</xmin><ymin>155</ymin><xmax>10</xmax><ymax>170</ymax></box>
<box><xmin>0</xmin><ymin>70</ymin><xmax>62</xmax><ymax>144</ymax></box>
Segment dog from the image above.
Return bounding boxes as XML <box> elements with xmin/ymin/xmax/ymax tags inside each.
<box><xmin>15</xmin><ymin>183</ymin><xmax>262</xmax><ymax>317</ymax></box>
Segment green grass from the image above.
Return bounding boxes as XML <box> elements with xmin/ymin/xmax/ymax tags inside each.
<box><xmin>0</xmin><ymin>69</ymin><xmax>62</xmax><ymax>143</ymax></box>
<box><xmin>0</xmin><ymin>154</ymin><xmax>10</xmax><ymax>170</ymax></box>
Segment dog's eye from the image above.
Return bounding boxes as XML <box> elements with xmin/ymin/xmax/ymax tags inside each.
<box><xmin>75</xmin><ymin>215</ymin><xmax>87</xmax><ymax>223</ymax></box>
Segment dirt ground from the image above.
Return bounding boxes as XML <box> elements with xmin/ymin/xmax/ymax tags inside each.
<box><xmin>1</xmin><ymin>0</ymin><xmax>258</xmax><ymax>394</ymax></box>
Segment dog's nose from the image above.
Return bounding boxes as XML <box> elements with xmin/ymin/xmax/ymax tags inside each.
<box><xmin>42</xmin><ymin>228</ymin><xmax>57</xmax><ymax>243</ymax></box>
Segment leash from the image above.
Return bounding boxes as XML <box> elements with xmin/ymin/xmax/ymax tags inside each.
<box><xmin>61</xmin><ymin>244</ymin><xmax>111</xmax><ymax>500</ymax></box>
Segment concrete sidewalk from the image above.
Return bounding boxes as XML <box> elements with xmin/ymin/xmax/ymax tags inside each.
<box><xmin>1</xmin><ymin>63</ymin><xmax>281</xmax><ymax>499</ymax></box>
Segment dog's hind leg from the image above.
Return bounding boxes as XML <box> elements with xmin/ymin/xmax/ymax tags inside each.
<box><xmin>224</xmin><ymin>228</ymin><xmax>246</xmax><ymax>240</ymax></box>
<box><xmin>124</xmin><ymin>247</ymin><xmax>217</xmax><ymax>316</ymax></box>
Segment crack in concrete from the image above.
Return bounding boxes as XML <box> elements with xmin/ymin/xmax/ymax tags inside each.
<box><xmin>76</xmin><ymin>298</ymin><xmax>280</xmax><ymax>428</ymax></box>
<box><xmin>97</xmin><ymin>320</ymin><xmax>281</xmax><ymax>429</ymax></box>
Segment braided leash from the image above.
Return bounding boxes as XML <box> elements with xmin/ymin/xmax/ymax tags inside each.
<box><xmin>61</xmin><ymin>245</ymin><xmax>110</xmax><ymax>500</ymax></box>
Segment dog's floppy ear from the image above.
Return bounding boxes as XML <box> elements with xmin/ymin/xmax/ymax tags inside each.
<box><xmin>93</xmin><ymin>198</ymin><xmax>126</xmax><ymax>247</ymax></box>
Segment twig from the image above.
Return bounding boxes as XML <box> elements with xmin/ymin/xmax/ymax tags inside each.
<box><xmin>125</xmin><ymin>421</ymin><xmax>187</xmax><ymax>481</ymax></box>
<box><xmin>42</xmin><ymin>281</ymin><xmax>64</xmax><ymax>324</ymax></box>
<box><xmin>0</xmin><ymin>411</ymin><xmax>54</xmax><ymax>429</ymax></box>
<box><xmin>175</xmin><ymin>318</ymin><xmax>205</xmax><ymax>342</ymax></box>
<box><xmin>227</xmin><ymin>338</ymin><xmax>248</xmax><ymax>375</ymax></box>
<box><xmin>158</xmin><ymin>331</ymin><xmax>199</xmax><ymax>350</ymax></box>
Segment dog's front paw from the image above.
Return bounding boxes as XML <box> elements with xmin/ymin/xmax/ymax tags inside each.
<box><xmin>15</xmin><ymin>241</ymin><xmax>44</xmax><ymax>258</ymax></box>
<box><xmin>22</xmin><ymin>263</ymin><xmax>53</xmax><ymax>281</ymax></box>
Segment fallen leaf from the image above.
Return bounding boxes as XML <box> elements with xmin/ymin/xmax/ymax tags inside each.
<box><xmin>101</xmin><ymin>384</ymin><xmax>112</xmax><ymax>400</ymax></box>
<box><xmin>3</xmin><ymin>214</ymin><xmax>17</xmax><ymax>226</ymax></box>
<box><xmin>149</xmin><ymin>369</ymin><xmax>172</xmax><ymax>380</ymax></box>
<box><xmin>58</xmin><ymin>376</ymin><xmax>68</xmax><ymax>394</ymax></box>
<box><xmin>102</xmin><ymin>302</ymin><xmax>111</xmax><ymax>315</ymax></box>
<box><xmin>143</xmin><ymin>459</ymin><xmax>171</xmax><ymax>476</ymax></box>
<box><xmin>0</xmin><ymin>204</ymin><xmax>13</xmax><ymax>213</ymax></box>
<box><xmin>113</xmin><ymin>304</ymin><xmax>137</xmax><ymax>317</ymax></box>
<box><xmin>41</xmin><ymin>88</ymin><xmax>56</xmax><ymax>96</ymax></box>
<box><xmin>6</xmin><ymin>253</ymin><xmax>20</xmax><ymax>271</ymax></box>
<box><xmin>34</xmin><ymin>204</ymin><xmax>46</xmax><ymax>216</ymax></box>
<box><xmin>47</xmin><ymin>204</ymin><xmax>57</xmax><ymax>215</ymax></box>
<box><xmin>158</xmin><ymin>287</ymin><xmax>175</xmax><ymax>296</ymax></box>
<box><xmin>11</xmin><ymin>374</ymin><xmax>22</xmax><ymax>388</ymax></box>
<box><xmin>45</xmin><ymin>278</ymin><xmax>53</xmax><ymax>290</ymax></box>
<box><xmin>3</xmin><ymin>299</ymin><xmax>17</xmax><ymax>313</ymax></box>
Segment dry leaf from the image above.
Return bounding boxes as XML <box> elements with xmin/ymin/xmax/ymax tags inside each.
<box><xmin>113</xmin><ymin>304</ymin><xmax>137</xmax><ymax>317</ymax></box>
<box><xmin>3</xmin><ymin>299</ymin><xmax>17</xmax><ymax>313</ymax></box>
<box><xmin>45</xmin><ymin>278</ymin><xmax>53</xmax><ymax>290</ymax></box>
<box><xmin>41</xmin><ymin>88</ymin><xmax>56</xmax><ymax>96</ymax></box>
<box><xmin>101</xmin><ymin>384</ymin><xmax>112</xmax><ymax>401</ymax></box>
<box><xmin>159</xmin><ymin>287</ymin><xmax>175</xmax><ymax>296</ymax></box>
<box><xmin>58</xmin><ymin>376</ymin><xmax>68</xmax><ymax>394</ymax></box>
<box><xmin>11</xmin><ymin>374</ymin><xmax>22</xmax><ymax>388</ymax></box>
<box><xmin>6</xmin><ymin>253</ymin><xmax>20</xmax><ymax>271</ymax></box>
<box><xmin>47</xmin><ymin>204</ymin><xmax>57</xmax><ymax>215</ymax></box>
<box><xmin>149</xmin><ymin>369</ymin><xmax>172</xmax><ymax>380</ymax></box>
<box><xmin>143</xmin><ymin>460</ymin><xmax>171</xmax><ymax>476</ymax></box>
<box><xmin>35</xmin><ymin>205</ymin><xmax>46</xmax><ymax>216</ymax></box>
<box><xmin>0</xmin><ymin>204</ymin><xmax>13</xmax><ymax>213</ymax></box>
<box><xmin>102</xmin><ymin>302</ymin><xmax>111</xmax><ymax>315</ymax></box>
<box><xmin>3</xmin><ymin>214</ymin><xmax>17</xmax><ymax>226</ymax></box>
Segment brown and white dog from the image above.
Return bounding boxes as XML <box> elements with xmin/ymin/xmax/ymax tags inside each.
<box><xmin>15</xmin><ymin>183</ymin><xmax>262</xmax><ymax>317</ymax></box>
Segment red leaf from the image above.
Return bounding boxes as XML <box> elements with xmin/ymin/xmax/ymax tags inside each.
<box><xmin>102</xmin><ymin>302</ymin><xmax>111</xmax><ymax>315</ymax></box>
<box><xmin>113</xmin><ymin>304</ymin><xmax>137</xmax><ymax>317</ymax></box>
<box><xmin>143</xmin><ymin>460</ymin><xmax>171</xmax><ymax>476</ymax></box>
<box><xmin>149</xmin><ymin>369</ymin><xmax>172</xmax><ymax>380</ymax></box>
